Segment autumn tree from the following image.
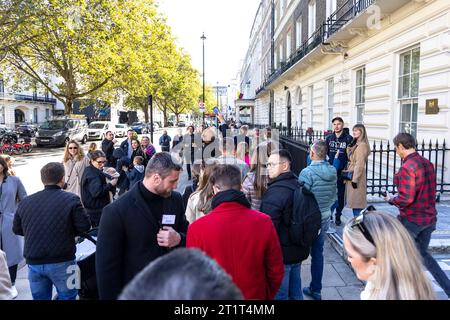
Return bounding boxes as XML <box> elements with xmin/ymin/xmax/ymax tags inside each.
<box><xmin>0</xmin><ymin>0</ymin><xmax>166</xmax><ymax>114</ymax></box>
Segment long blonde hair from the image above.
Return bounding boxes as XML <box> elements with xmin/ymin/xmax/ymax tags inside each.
<box><xmin>343</xmin><ymin>211</ymin><xmax>435</xmax><ymax>300</ymax></box>
<box><xmin>353</xmin><ymin>124</ymin><xmax>369</xmax><ymax>146</ymax></box>
<box><xmin>196</xmin><ymin>160</ymin><xmax>218</xmax><ymax>214</ymax></box>
<box><xmin>63</xmin><ymin>140</ymin><xmax>85</xmax><ymax>163</ymax></box>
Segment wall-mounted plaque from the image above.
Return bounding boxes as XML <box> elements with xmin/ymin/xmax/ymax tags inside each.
<box><xmin>426</xmin><ymin>99</ymin><xmax>439</xmax><ymax>115</ymax></box>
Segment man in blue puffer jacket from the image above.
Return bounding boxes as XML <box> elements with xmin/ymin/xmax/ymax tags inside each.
<box><xmin>299</xmin><ymin>140</ymin><xmax>337</xmax><ymax>300</ymax></box>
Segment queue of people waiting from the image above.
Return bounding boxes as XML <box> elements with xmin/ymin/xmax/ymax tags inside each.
<box><xmin>0</xmin><ymin>115</ymin><xmax>449</xmax><ymax>301</ymax></box>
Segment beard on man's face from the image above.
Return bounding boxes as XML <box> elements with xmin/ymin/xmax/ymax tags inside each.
<box><xmin>155</xmin><ymin>184</ymin><xmax>172</xmax><ymax>198</ymax></box>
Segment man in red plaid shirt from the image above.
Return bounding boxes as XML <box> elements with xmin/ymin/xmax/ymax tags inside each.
<box><xmin>384</xmin><ymin>133</ymin><xmax>450</xmax><ymax>298</ymax></box>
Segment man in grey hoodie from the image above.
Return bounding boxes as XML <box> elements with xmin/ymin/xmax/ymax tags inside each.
<box><xmin>298</xmin><ymin>140</ymin><xmax>337</xmax><ymax>300</ymax></box>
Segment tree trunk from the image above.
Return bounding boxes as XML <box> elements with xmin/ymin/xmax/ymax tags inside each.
<box><xmin>163</xmin><ymin>108</ymin><xmax>168</xmax><ymax>127</ymax></box>
<box><xmin>141</xmin><ymin>100</ymin><xmax>149</xmax><ymax>123</ymax></box>
<box><xmin>176</xmin><ymin>113</ymin><xmax>180</xmax><ymax>123</ymax></box>
<box><xmin>64</xmin><ymin>98</ymin><xmax>73</xmax><ymax>115</ymax></box>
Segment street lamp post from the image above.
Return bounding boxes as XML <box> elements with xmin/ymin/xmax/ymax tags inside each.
<box><xmin>201</xmin><ymin>33</ymin><xmax>206</xmax><ymax>127</ymax></box>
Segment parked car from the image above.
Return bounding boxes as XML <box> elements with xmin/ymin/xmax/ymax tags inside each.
<box><xmin>87</xmin><ymin>121</ymin><xmax>111</xmax><ymax>141</ymax></box>
<box><xmin>16</xmin><ymin>124</ymin><xmax>36</xmax><ymax>137</ymax></box>
<box><xmin>0</xmin><ymin>127</ymin><xmax>18</xmax><ymax>144</ymax></box>
<box><xmin>35</xmin><ymin>118</ymin><xmax>88</xmax><ymax>147</ymax></box>
<box><xmin>176</xmin><ymin>121</ymin><xmax>186</xmax><ymax>127</ymax></box>
<box><xmin>113</xmin><ymin>123</ymin><xmax>129</xmax><ymax>138</ymax></box>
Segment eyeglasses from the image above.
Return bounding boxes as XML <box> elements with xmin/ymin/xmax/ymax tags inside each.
<box><xmin>95</xmin><ymin>160</ymin><xmax>106</xmax><ymax>165</ymax></box>
<box><xmin>267</xmin><ymin>161</ymin><xmax>285</xmax><ymax>168</ymax></box>
<box><xmin>350</xmin><ymin>205</ymin><xmax>376</xmax><ymax>246</ymax></box>
<box><xmin>68</xmin><ymin>147</ymin><xmax>78</xmax><ymax>150</ymax></box>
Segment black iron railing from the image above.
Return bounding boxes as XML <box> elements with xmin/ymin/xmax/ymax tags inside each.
<box><xmin>367</xmin><ymin>139</ymin><xmax>450</xmax><ymax>195</ymax></box>
<box><xmin>244</xmin><ymin>122</ymin><xmax>450</xmax><ymax>195</ymax></box>
<box><xmin>256</xmin><ymin>0</ymin><xmax>375</xmax><ymax>95</ymax></box>
<box><xmin>14</xmin><ymin>94</ymin><xmax>57</xmax><ymax>104</ymax></box>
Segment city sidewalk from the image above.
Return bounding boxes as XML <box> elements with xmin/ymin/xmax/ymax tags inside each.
<box><xmin>326</xmin><ymin>197</ymin><xmax>450</xmax><ymax>300</ymax></box>
<box><xmin>13</xmin><ymin>238</ymin><xmax>365</xmax><ymax>300</ymax></box>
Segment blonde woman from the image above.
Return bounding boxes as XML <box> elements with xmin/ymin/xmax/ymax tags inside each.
<box><xmin>185</xmin><ymin>160</ymin><xmax>218</xmax><ymax>223</ymax></box>
<box><xmin>345</xmin><ymin>124</ymin><xmax>371</xmax><ymax>216</ymax></box>
<box><xmin>242</xmin><ymin>142</ymin><xmax>273</xmax><ymax>210</ymax></box>
<box><xmin>63</xmin><ymin>140</ymin><xmax>90</xmax><ymax>197</ymax></box>
<box><xmin>343</xmin><ymin>209</ymin><xmax>435</xmax><ymax>300</ymax></box>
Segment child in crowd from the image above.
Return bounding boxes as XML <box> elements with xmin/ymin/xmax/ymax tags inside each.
<box><xmin>123</xmin><ymin>156</ymin><xmax>145</xmax><ymax>189</ymax></box>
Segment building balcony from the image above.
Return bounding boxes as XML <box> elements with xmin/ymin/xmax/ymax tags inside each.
<box><xmin>0</xmin><ymin>92</ymin><xmax>57</xmax><ymax>104</ymax></box>
<box><xmin>256</xmin><ymin>0</ymin><xmax>411</xmax><ymax>96</ymax></box>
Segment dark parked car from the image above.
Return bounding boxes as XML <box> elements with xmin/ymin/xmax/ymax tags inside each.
<box><xmin>131</xmin><ymin>122</ymin><xmax>158</xmax><ymax>134</ymax></box>
<box><xmin>16</xmin><ymin>125</ymin><xmax>37</xmax><ymax>137</ymax></box>
<box><xmin>35</xmin><ymin>118</ymin><xmax>88</xmax><ymax>147</ymax></box>
<box><xmin>0</xmin><ymin>127</ymin><xmax>18</xmax><ymax>144</ymax></box>
<box><xmin>130</xmin><ymin>122</ymin><xmax>147</xmax><ymax>134</ymax></box>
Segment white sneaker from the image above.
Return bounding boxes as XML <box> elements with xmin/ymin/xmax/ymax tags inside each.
<box><xmin>10</xmin><ymin>285</ymin><xmax>18</xmax><ymax>299</ymax></box>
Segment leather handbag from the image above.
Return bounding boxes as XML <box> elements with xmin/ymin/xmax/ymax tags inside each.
<box><xmin>341</xmin><ymin>170</ymin><xmax>354</xmax><ymax>181</ymax></box>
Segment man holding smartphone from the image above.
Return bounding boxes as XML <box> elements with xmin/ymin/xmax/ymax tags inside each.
<box><xmin>384</xmin><ymin>133</ymin><xmax>450</xmax><ymax>298</ymax></box>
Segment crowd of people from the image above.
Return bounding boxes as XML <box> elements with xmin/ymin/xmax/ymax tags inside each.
<box><xmin>0</xmin><ymin>114</ymin><xmax>449</xmax><ymax>301</ymax></box>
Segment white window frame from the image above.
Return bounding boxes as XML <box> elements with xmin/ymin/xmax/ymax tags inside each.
<box><xmin>286</xmin><ymin>30</ymin><xmax>292</xmax><ymax>60</ymax></box>
<box><xmin>326</xmin><ymin>0</ymin><xmax>337</xmax><ymax>19</ymax></box>
<box><xmin>398</xmin><ymin>46</ymin><xmax>420</xmax><ymax>138</ymax></box>
<box><xmin>296</xmin><ymin>17</ymin><xmax>302</xmax><ymax>49</ymax></box>
<box><xmin>308</xmin><ymin>0</ymin><xmax>316</xmax><ymax>43</ymax></box>
<box><xmin>327</xmin><ymin>79</ymin><xmax>334</xmax><ymax>130</ymax></box>
<box><xmin>308</xmin><ymin>85</ymin><xmax>314</xmax><ymax>128</ymax></box>
<box><xmin>279</xmin><ymin>43</ymin><xmax>284</xmax><ymax>64</ymax></box>
<box><xmin>355</xmin><ymin>67</ymin><xmax>366</xmax><ymax>124</ymax></box>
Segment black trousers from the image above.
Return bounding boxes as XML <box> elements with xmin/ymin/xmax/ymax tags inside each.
<box><xmin>9</xmin><ymin>264</ymin><xmax>18</xmax><ymax>285</ymax></box>
<box><xmin>186</xmin><ymin>164</ymin><xmax>192</xmax><ymax>180</ymax></box>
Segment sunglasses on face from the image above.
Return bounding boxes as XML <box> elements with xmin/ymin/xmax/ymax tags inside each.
<box><xmin>68</xmin><ymin>147</ymin><xmax>78</xmax><ymax>150</ymax></box>
<box><xmin>95</xmin><ymin>160</ymin><xmax>106</xmax><ymax>165</ymax></box>
<box><xmin>350</xmin><ymin>205</ymin><xmax>376</xmax><ymax>246</ymax></box>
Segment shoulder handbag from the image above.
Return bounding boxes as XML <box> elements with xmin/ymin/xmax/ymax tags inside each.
<box><xmin>341</xmin><ymin>144</ymin><xmax>358</xmax><ymax>181</ymax></box>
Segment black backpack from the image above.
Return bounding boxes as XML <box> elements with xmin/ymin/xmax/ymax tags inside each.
<box><xmin>288</xmin><ymin>181</ymin><xmax>322</xmax><ymax>248</ymax></box>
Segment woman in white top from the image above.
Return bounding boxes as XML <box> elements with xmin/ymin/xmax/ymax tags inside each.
<box><xmin>63</xmin><ymin>140</ymin><xmax>90</xmax><ymax>197</ymax></box>
<box><xmin>343</xmin><ymin>209</ymin><xmax>435</xmax><ymax>300</ymax></box>
<box><xmin>185</xmin><ymin>160</ymin><xmax>218</xmax><ymax>223</ymax></box>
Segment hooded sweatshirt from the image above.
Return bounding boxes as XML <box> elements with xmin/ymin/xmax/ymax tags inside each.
<box><xmin>299</xmin><ymin>160</ymin><xmax>337</xmax><ymax>222</ymax></box>
<box><xmin>126</xmin><ymin>165</ymin><xmax>145</xmax><ymax>188</ymax></box>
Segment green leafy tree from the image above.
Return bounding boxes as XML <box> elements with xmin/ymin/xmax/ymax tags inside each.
<box><xmin>0</xmin><ymin>0</ymin><xmax>165</xmax><ymax>114</ymax></box>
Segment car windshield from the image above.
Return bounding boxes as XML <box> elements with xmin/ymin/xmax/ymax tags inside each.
<box><xmin>89</xmin><ymin>123</ymin><xmax>106</xmax><ymax>129</ymax></box>
<box><xmin>40</xmin><ymin>120</ymin><xmax>67</xmax><ymax>130</ymax></box>
<box><xmin>116</xmin><ymin>125</ymin><xmax>125</xmax><ymax>128</ymax></box>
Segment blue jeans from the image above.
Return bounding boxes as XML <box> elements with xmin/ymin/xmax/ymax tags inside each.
<box><xmin>275</xmin><ymin>263</ymin><xmax>303</xmax><ymax>300</ymax></box>
<box><xmin>331</xmin><ymin>176</ymin><xmax>346</xmax><ymax>218</ymax></box>
<box><xmin>353</xmin><ymin>208</ymin><xmax>363</xmax><ymax>217</ymax></box>
<box><xmin>307</xmin><ymin>221</ymin><xmax>329</xmax><ymax>293</ymax></box>
<box><xmin>28</xmin><ymin>261</ymin><xmax>78</xmax><ymax>300</ymax></box>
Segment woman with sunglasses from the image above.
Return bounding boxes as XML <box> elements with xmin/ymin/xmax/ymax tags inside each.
<box><xmin>63</xmin><ymin>140</ymin><xmax>90</xmax><ymax>198</ymax></box>
<box><xmin>343</xmin><ymin>210</ymin><xmax>435</xmax><ymax>300</ymax></box>
<box><xmin>81</xmin><ymin>150</ymin><xmax>118</xmax><ymax>227</ymax></box>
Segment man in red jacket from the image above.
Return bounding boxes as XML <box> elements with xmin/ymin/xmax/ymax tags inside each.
<box><xmin>187</xmin><ymin>164</ymin><xmax>284</xmax><ymax>300</ymax></box>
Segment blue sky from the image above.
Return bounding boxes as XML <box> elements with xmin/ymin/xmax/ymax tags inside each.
<box><xmin>158</xmin><ymin>0</ymin><xmax>261</xmax><ymax>86</ymax></box>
